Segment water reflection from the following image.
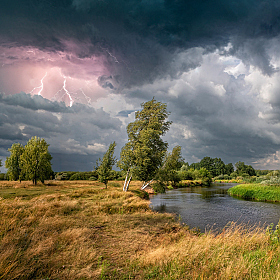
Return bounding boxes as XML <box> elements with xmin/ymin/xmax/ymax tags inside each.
<box><xmin>150</xmin><ymin>183</ymin><xmax>280</xmax><ymax>232</ymax></box>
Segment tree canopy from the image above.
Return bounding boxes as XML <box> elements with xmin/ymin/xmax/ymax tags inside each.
<box><xmin>235</xmin><ymin>161</ymin><xmax>256</xmax><ymax>176</ymax></box>
<box><xmin>190</xmin><ymin>157</ymin><xmax>234</xmax><ymax>177</ymax></box>
<box><xmin>157</xmin><ymin>145</ymin><xmax>184</xmax><ymax>187</ymax></box>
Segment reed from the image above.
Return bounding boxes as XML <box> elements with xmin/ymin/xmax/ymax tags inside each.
<box><xmin>228</xmin><ymin>183</ymin><xmax>280</xmax><ymax>202</ymax></box>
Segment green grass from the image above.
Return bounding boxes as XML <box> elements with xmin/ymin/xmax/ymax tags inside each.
<box><xmin>1</xmin><ymin>180</ymin><xmax>280</xmax><ymax>279</ymax></box>
<box><xmin>228</xmin><ymin>183</ymin><xmax>280</xmax><ymax>202</ymax></box>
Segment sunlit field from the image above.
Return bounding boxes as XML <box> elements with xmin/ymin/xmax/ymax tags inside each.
<box><xmin>1</xmin><ymin>180</ymin><xmax>280</xmax><ymax>279</ymax></box>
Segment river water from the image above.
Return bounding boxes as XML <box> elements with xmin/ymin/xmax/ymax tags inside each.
<box><xmin>149</xmin><ymin>183</ymin><xmax>280</xmax><ymax>232</ymax></box>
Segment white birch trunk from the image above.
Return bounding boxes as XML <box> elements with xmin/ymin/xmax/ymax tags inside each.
<box><xmin>141</xmin><ymin>179</ymin><xmax>154</xmax><ymax>190</ymax></box>
<box><xmin>125</xmin><ymin>176</ymin><xmax>132</xmax><ymax>192</ymax></box>
<box><xmin>123</xmin><ymin>171</ymin><xmax>129</xmax><ymax>191</ymax></box>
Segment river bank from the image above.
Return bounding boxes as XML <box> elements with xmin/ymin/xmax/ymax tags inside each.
<box><xmin>228</xmin><ymin>183</ymin><xmax>280</xmax><ymax>202</ymax></box>
<box><xmin>1</xmin><ymin>180</ymin><xmax>280</xmax><ymax>279</ymax></box>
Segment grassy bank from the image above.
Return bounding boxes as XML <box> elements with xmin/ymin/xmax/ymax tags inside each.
<box><xmin>1</xmin><ymin>180</ymin><xmax>280</xmax><ymax>279</ymax></box>
<box><xmin>214</xmin><ymin>179</ymin><xmax>244</xmax><ymax>184</ymax></box>
<box><xmin>228</xmin><ymin>183</ymin><xmax>280</xmax><ymax>202</ymax></box>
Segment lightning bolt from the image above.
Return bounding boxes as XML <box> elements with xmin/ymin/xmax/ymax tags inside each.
<box><xmin>30</xmin><ymin>72</ymin><xmax>47</xmax><ymax>96</ymax></box>
<box><xmin>100</xmin><ymin>47</ymin><xmax>119</xmax><ymax>63</ymax></box>
<box><xmin>62</xmin><ymin>77</ymin><xmax>73</xmax><ymax>107</ymax></box>
<box><xmin>79</xmin><ymin>88</ymin><xmax>92</xmax><ymax>105</ymax></box>
<box><xmin>54</xmin><ymin>71</ymin><xmax>74</xmax><ymax>107</ymax></box>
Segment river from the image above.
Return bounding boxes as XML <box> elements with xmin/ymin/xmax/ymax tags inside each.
<box><xmin>149</xmin><ymin>183</ymin><xmax>280</xmax><ymax>232</ymax></box>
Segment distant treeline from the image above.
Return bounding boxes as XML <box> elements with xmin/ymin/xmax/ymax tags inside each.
<box><xmin>54</xmin><ymin>170</ymin><xmax>123</xmax><ymax>181</ymax></box>
<box><xmin>182</xmin><ymin>157</ymin><xmax>258</xmax><ymax>179</ymax></box>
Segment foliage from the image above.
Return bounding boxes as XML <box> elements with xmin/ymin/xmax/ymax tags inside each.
<box><xmin>20</xmin><ymin>136</ymin><xmax>53</xmax><ymax>184</ymax></box>
<box><xmin>0</xmin><ymin>173</ymin><xmax>7</xmax><ymax>180</ymax></box>
<box><xmin>255</xmin><ymin>170</ymin><xmax>273</xmax><ymax>176</ymax></box>
<box><xmin>97</xmin><ymin>142</ymin><xmax>116</xmax><ymax>188</ymax></box>
<box><xmin>266</xmin><ymin>222</ymin><xmax>280</xmax><ymax>244</ymax></box>
<box><xmin>151</xmin><ymin>181</ymin><xmax>166</xmax><ymax>193</ymax></box>
<box><xmin>118</xmin><ymin>98</ymin><xmax>171</xmax><ymax>191</ymax></box>
<box><xmin>225</xmin><ymin>163</ymin><xmax>234</xmax><ymax>175</ymax></box>
<box><xmin>189</xmin><ymin>157</ymin><xmax>233</xmax><ymax>177</ymax></box>
<box><xmin>235</xmin><ymin>161</ymin><xmax>256</xmax><ymax>176</ymax></box>
<box><xmin>5</xmin><ymin>143</ymin><xmax>25</xmax><ymax>181</ymax></box>
<box><xmin>156</xmin><ymin>145</ymin><xmax>184</xmax><ymax>187</ymax></box>
<box><xmin>178</xmin><ymin>168</ymin><xmax>212</xmax><ymax>186</ymax></box>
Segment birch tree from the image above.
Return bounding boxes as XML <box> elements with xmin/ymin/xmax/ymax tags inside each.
<box><xmin>118</xmin><ymin>98</ymin><xmax>171</xmax><ymax>191</ymax></box>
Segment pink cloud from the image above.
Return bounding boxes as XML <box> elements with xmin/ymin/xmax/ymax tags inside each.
<box><xmin>0</xmin><ymin>42</ymin><xmax>110</xmax><ymax>106</ymax></box>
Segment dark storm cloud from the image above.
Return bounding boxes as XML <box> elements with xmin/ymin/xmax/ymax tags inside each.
<box><xmin>0</xmin><ymin>92</ymin><xmax>68</xmax><ymax>112</ymax></box>
<box><xmin>2</xmin><ymin>0</ymin><xmax>280</xmax><ymax>88</ymax></box>
<box><xmin>0</xmin><ymin>93</ymin><xmax>123</xmax><ymax>171</ymax></box>
<box><xmin>119</xmin><ymin>51</ymin><xmax>280</xmax><ymax>167</ymax></box>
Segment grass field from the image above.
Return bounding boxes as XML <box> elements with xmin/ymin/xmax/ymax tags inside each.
<box><xmin>228</xmin><ymin>183</ymin><xmax>280</xmax><ymax>202</ymax></box>
<box><xmin>1</xmin><ymin>180</ymin><xmax>280</xmax><ymax>279</ymax></box>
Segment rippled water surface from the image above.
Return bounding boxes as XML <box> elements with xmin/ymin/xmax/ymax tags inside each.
<box><xmin>150</xmin><ymin>183</ymin><xmax>280</xmax><ymax>231</ymax></box>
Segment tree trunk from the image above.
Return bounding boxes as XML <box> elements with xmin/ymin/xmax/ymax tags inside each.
<box><xmin>141</xmin><ymin>179</ymin><xmax>153</xmax><ymax>190</ymax></box>
<box><xmin>125</xmin><ymin>176</ymin><xmax>132</xmax><ymax>192</ymax></box>
<box><xmin>123</xmin><ymin>170</ymin><xmax>132</xmax><ymax>192</ymax></box>
<box><xmin>123</xmin><ymin>171</ymin><xmax>129</xmax><ymax>191</ymax></box>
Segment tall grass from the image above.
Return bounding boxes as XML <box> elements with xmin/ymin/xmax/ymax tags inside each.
<box><xmin>1</xmin><ymin>180</ymin><xmax>280</xmax><ymax>279</ymax></box>
<box><xmin>228</xmin><ymin>183</ymin><xmax>280</xmax><ymax>202</ymax></box>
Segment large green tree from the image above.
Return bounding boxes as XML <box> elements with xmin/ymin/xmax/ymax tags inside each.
<box><xmin>20</xmin><ymin>136</ymin><xmax>53</xmax><ymax>185</ymax></box>
<box><xmin>235</xmin><ymin>161</ymin><xmax>256</xmax><ymax>176</ymax></box>
<box><xmin>199</xmin><ymin>157</ymin><xmax>226</xmax><ymax>177</ymax></box>
<box><xmin>118</xmin><ymin>98</ymin><xmax>172</xmax><ymax>191</ymax></box>
<box><xmin>97</xmin><ymin>142</ymin><xmax>116</xmax><ymax>188</ymax></box>
<box><xmin>5</xmin><ymin>143</ymin><xmax>25</xmax><ymax>181</ymax></box>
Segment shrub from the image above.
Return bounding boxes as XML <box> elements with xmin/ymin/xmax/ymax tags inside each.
<box><xmin>152</xmin><ymin>181</ymin><xmax>166</xmax><ymax>193</ymax></box>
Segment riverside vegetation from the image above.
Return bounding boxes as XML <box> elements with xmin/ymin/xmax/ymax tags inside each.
<box><xmin>1</xmin><ymin>180</ymin><xmax>280</xmax><ymax>279</ymax></box>
<box><xmin>228</xmin><ymin>171</ymin><xmax>280</xmax><ymax>202</ymax></box>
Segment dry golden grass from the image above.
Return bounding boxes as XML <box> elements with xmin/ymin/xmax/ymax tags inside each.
<box><xmin>0</xmin><ymin>180</ymin><xmax>280</xmax><ymax>279</ymax></box>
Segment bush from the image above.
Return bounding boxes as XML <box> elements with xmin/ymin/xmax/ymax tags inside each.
<box><xmin>0</xmin><ymin>173</ymin><xmax>7</xmax><ymax>180</ymax></box>
<box><xmin>152</xmin><ymin>181</ymin><xmax>166</xmax><ymax>193</ymax></box>
<box><xmin>178</xmin><ymin>170</ymin><xmax>195</xmax><ymax>180</ymax></box>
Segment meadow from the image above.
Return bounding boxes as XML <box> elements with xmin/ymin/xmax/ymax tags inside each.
<box><xmin>1</xmin><ymin>180</ymin><xmax>280</xmax><ymax>279</ymax></box>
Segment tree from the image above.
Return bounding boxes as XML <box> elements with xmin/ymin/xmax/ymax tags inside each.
<box><xmin>157</xmin><ymin>145</ymin><xmax>184</xmax><ymax>187</ymax></box>
<box><xmin>235</xmin><ymin>161</ymin><xmax>256</xmax><ymax>176</ymax></box>
<box><xmin>225</xmin><ymin>163</ymin><xmax>234</xmax><ymax>175</ymax></box>
<box><xmin>20</xmin><ymin>136</ymin><xmax>53</xmax><ymax>185</ymax></box>
<box><xmin>118</xmin><ymin>98</ymin><xmax>171</xmax><ymax>191</ymax></box>
<box><xmin>97</xmin><ymin>142</ymin><xmax>116</xmax><ymax>188</ymax></box>
<box><xmin>199</xmin><ymin>157</ymin><xmax>226</xmax><ymax>177</ymax></box>
<box><xmin>5</xmin><ymin>143</ymin><xmax>24</xmax><ymax>181</ymax></box>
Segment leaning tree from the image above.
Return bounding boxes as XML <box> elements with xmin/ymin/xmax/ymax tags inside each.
<box><xmin>118</xmin><ymin>98</ymin><xmax>172</xmax><ymax>191</ymax></box>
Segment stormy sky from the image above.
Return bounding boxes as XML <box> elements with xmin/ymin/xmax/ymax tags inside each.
<box><xmin>1</xmin><ymin>0</ymin><xmax>280</xmax><ymax>171</ymax></box>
